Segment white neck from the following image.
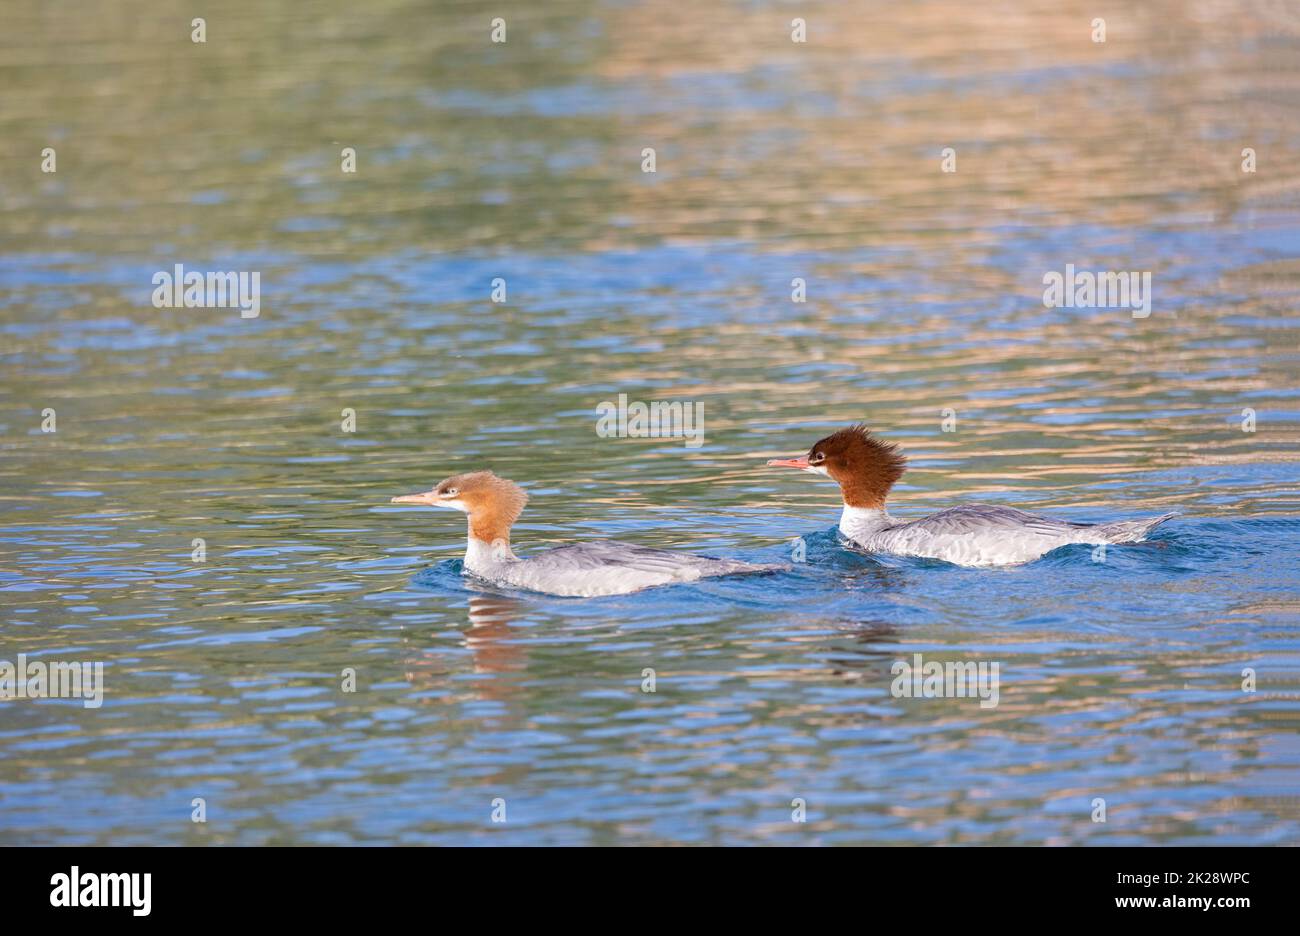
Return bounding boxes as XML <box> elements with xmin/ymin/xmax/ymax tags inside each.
<box><xmin>465</xmin><ymin>533</ymin><xmax>516</xmax><ymax>574</ymax></box>
<box><xmin>839</xmin><ymin>504</ymin><xmax>893</xmax><ymax>541</ymax></box>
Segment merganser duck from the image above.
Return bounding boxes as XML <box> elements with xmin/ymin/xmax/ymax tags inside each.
<box><xmin>391</xmin><ymin>470</ymin><xmax>779</xmax><ymax>597</ymax></box>
<box><xmin>766</xmin><ymin>424</ymin><xmax>1174</xmax><ymax>567</ymax></box>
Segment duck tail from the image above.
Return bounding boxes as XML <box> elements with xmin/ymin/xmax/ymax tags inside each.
<box><xmin>1095</xmin><ymin>512</ymin><xmax>1177</xmax><ymax>543</ymax></box>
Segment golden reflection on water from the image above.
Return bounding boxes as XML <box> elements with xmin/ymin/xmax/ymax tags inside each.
<box><xmin>0</xmin><ymin>1</ymin><xmax>1296</xmax><ymax>255</ymax></box>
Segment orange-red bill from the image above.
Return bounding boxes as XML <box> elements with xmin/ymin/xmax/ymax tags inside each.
<box><xmin>766</xmin><ymin>456</ymin><xmax>810</xmax><ymax>469</ymax></box>
<box><xmin>391</xmin><ymin>492</ymin><xmax>434</xmax><ymax>504</ymax></box>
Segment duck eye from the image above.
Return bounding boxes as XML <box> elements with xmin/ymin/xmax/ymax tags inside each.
<box><xmin>809</xmin><ymin>452</ymin><xmax>825</xmax><ymax>463</ymax></box>
<box><xmin>440</xmin><ymin>488</ymin><xmax>458</xmax><ymax>498</ymax></box>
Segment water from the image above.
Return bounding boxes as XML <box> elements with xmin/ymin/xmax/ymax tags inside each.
<box><xmin>2</xmin><ymin>0</ymin><xmax>1299</xmax><ymax>845</ymax></box>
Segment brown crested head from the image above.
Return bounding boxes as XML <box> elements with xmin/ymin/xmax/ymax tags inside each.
<box><xmin>391</xmin><ymin>470</ymin><xmax>528</xmax><ymax>544</ymax></box>
<box><xmin>767</xmin><ymin>423</ymin><xmax>906</xmax><ymax>509</ymax></box>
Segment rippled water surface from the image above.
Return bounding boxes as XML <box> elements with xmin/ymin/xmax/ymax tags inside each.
<box><xmin>2</xmin><ymin>0</ymin><xmax>1299</xmax><ymax>844</ymax></box>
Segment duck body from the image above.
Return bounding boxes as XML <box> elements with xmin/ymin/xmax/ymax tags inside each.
<box><xmin>839</xmin><ymin>504</ymin><xmax>1175</xmax><ymax>567</ymax></box>
<box><xmin>465</xmin><ymin>538</ymin><xmax>774</xmax><ymax>598</ymax></box>
<box><xmin>768</xmin><ymin>424</ymin><xmax>1175</xmax><ymax>568</ymax></box>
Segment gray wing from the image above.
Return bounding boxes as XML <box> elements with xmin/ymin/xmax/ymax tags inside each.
<box><xmin>533</xmin><ymin>540</ymin><xmax>764</xmax><ymax>576</ymax></box>
<box><xmin>894</xmin><ymin>505</ymin><xmax>1092</xmax><ymax>537</ymax></box>
<box><xmin>501</xmin><ymin>540</ymin><xmax>778</xmax><ymax>597</ymax></box>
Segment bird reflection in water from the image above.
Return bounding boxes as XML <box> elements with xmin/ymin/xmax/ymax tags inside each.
<box><xmin>824</xmin><ymin>619</ymin><xmax>903</xmax><ymax>681</ymax></box>
<box><xmin>464</xmin><ymin>593</ymin><xmax>528</xmax><ymax>684</ymax></box>
<box><xmin>400</xmin><ymin>591</ymin><xmax>528</xmax><ymax>704</ymax></box>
